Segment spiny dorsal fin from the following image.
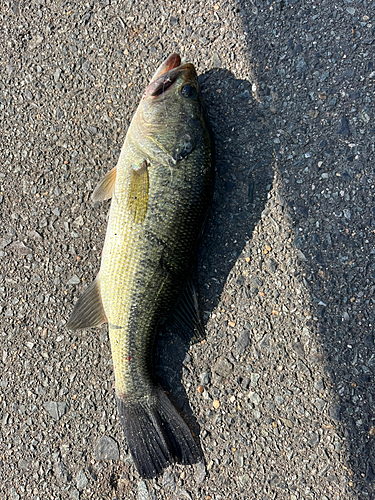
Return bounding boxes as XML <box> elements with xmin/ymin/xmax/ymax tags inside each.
<box><xmin>92</xmin><ymin>166</ymin><xmax>117</xmax><ymax>202</ymax></box>
<box><xmin>127</xmin><ymin>160</ymin><xmax>149</xmax><ymax>224</ymax></box>
<box><xmin>66</xmin><ymin>278</ymin><xmax>107</xmax><ymax>330</ymax></box>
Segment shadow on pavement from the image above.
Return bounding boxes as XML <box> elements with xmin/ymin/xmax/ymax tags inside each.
<box><xmin>237</xmin><ymin>1</ymin><xmax>375</xmax><ymax>495</ymax></box>
<box><xmin>156</xmin><ymin>67</ymin><xmax>273</xmax><ymax>442</ymax></box>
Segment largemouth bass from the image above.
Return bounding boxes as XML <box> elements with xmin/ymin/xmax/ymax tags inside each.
<box><xmin>67</xmin><ymin>54</ymin><xmax>215</xmax><ymax>478</ymax></box>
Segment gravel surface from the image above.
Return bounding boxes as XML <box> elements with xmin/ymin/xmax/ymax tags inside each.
<box><xmin>1</xmin><ymin>0</ymin><xmax>374</xmax><ymax>499</ymax></box>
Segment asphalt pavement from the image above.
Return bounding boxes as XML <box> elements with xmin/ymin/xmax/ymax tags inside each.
<box><xmin>0</xmin><ymin>0</ymin><xmax>374</xmax><ymax>499</ymax></box>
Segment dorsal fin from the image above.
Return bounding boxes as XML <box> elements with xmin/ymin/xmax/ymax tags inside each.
<box><xmin>66</xmin><ymin>278</ymin><xmax>107</xmax><ymax>330</ymax></box>
<box><xmin>92</xmin><ymin>166</ymin><xmax>117</xmax><ymax>202</ymax></box>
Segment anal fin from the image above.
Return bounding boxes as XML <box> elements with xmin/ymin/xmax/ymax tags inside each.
<box><xmin>92</xmin><ymin>166</ymin><xmax>117</xmax><ymax>202</ymax></box>
<box><xmin>168</xmin><ymin>279</ymin><xmax>205</xmax><ymax>342</ymax></box>
<box><xmin>66</xmin><ymin>278</ymin><xmax>107</xmax><ymax>330</ymax></box>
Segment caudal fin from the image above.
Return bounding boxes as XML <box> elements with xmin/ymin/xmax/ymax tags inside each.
<box><xmin>116</xmin><ymin>388</ymin><xmax>202</xmax><ymax>479</ymax></box>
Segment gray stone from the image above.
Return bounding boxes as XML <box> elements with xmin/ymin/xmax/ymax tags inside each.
<box><xmin>212</xmin><ymin>53</ymin><xmax>222</xmax><ymax>68</ymax></box>
<box><xmin>29</xmin><ymin>34</ymin><xmax>44</xmax><ymax>50</ymax></box>
<box><xmin>54</xmin><ymin>68</ymin><xmax>61</xmax><ymax>82</ymax></box>
<box><xmin>18</xmin><ymin>459</ymin><xmax>29</xmax><ymax>470</ymax></box>
<box><xmin>337</xmin><ymin>116</ymin><xmax>350</xmax><ymax>136</ymax></box>
<box><xmin>328</xmin><ymin>404</ymin><xmax>342</xmax><ymax>421</ymax></box>
<box><xmin>6</xmin><ymin>64</ymin><xmax>15</xmax><ymax>77</ymax></box>
<box><xmin>249</xmin><ymin>391</ymin><xmax>261</xmax><ymax>405</ymax></box>
<box><xmin>69</xmin><ymin>487</ymin><xmax>80</xmax><ymax>500</ymax></box>
<box><xmin>82</xmin><ymin>60</ymin><xmax>91</xmax><ymax>73</ymax></box>
<box><xmin>297</xmin><ymin>359</ymin><xmax>311</xmax><ymax>377</ymax></box>
<box><xmin>94</xmin><ymin>436</ymin><xmax>120</xmax><ymax>460</ymax></box>
<box><xmin>67</xmin><ymin>275</ymin><xmax>81</xmax><ymax>285</ymax></box>
<box><xmin>314</xmin><ymin>379</ymin><xmax>324</xmax><ymax>391</ymax></box>
<box><xmin>238</xmin><ymin>474</ymin><xmax>249</xmax><ymax>486</ymax></box>
<box><xmin>162</xmin><ymin>470</ymin><xmax>176</xmax><ymax>491</ymax></box>
<box><xmin>9</xmin><ymin>241</ymin><xmax>32</xmax><ymax>255</ymax></box>
<box><xmin>236</xmin><ymin>331</ymin><xmax>250</xmax><ymax>354</ymax></box>
<box><xmin>275</xmin><ymin>396</ymin><xmax>284</xmax><ymax>406</ymax></box>
<box><xmin>76</xmin><ymin>469</ymin><xmax>88</xmax><ymax>490</ymax></box>
<box><xmin>199</xmin><ymin>371</ymin><xmax>210</xmax><ymax>385</ymax></box>
<box><xmin>55</xmin><ymin>461</ymin><xmax>70</xmax><ymax>483</ymax></box>
<box><xmin>234</xmin><ymin>451</ymin><xmax>244</xmax><ymax>467</ymax></box>
<box><xmin>296</xmin><ymin>57</ymin><xmax>307</xmax><ymax>73</ymax></box>
<box><xmin>250</xmin><ymin>373</ymin><xmax>260</xmax><ymax>387</ymax></box>
<box><xmin>213</xmin><ymin>357</ymin><xmax>233</xmax><ymax>377</ymax></box>
<box><xmin>0</xmin><ymin>237</ymin><xmax>12</xmax><ymax>249</ymax></box>
<box><xmin>137</xmin><ymin>480</ymin><xmax>149</xmax><ymax>500</ymax></box>
<box><xmin>44</xmin><ymin>401</ymin><xmax>67</xmax><ymax>420</ymax></box>
<box><xmin>27</xmin><ymin>230</ymin><xmax>42</xmax><ymax>240</ymax></box>
<box><xmin>195</xmin><ymin>461</ymin><xmax>206</xmax><ymax>483</ymax></box>
<box><xmin>10</xmin><ymin>487</ymin><xmax>20</xmax><ymax>500</ymax></box>
<box><xmin>309</xmin><ymin>432</ymin><xmax>319</xmax><ymax>447</ymax></box>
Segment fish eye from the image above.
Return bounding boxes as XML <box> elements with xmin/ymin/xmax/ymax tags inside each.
<box><xmin>180</xmin><ymin>84</ymin><xmax>196</xmax><ymax>98</ymax></box>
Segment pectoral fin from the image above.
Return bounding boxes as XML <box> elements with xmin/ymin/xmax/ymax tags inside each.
<box><xmin>168</xmin><ymin>279</ymin><xmax>205</xmax><ymax>342</ymax></box>
<box><xmin>92</xmin><ymin>166</ymin><xmax>117</xmax><ymax>202</ymax></box>
<box><xmin>127</xmin><ymin>160</ymin><xmax>149</xmax><ymax>224</ymax></box>
<box><xmin>66</xmin><ymin>278</ymin><xmax>107</xmax><ymax>330</ymax></box>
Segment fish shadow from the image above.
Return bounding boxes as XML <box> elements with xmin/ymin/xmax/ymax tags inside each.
<box><xmin>155</xmin><ymin>68</ymin><xmax>273</xmax><ymax>454</ymax></box>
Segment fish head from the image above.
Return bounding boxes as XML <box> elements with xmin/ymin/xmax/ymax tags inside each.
<box><xmin>142</xmin><ymin>53</ymin><xmax>202</xmax><ymax>124</ymax></box>
<box><xmin>145</xmin><ymin>53</ymin><xmax>199</xmax><ymax>101</ymax></box>
<box><xmin>131</xmin><ymin>54</ymin><xmax>208</xmax><ymax>162</ymax></box>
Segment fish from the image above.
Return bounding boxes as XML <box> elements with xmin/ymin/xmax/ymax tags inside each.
<box><xmin>66</xmin><ymin>53</ymin><xmax>215</xmax><ymax>479</ymax></box>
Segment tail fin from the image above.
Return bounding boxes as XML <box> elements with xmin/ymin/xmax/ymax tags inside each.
<box><xmin>116</xmin><ymin>387</ymin><xmax>202</xmax><ymax>479</ymax></box>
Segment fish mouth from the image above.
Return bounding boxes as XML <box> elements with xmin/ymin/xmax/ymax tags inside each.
<box><xmin>145</xmin><ymin>53</ymin><xmax>196</xmax><ymax>97</ymax></box>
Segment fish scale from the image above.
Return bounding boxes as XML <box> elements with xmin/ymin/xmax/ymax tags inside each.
<box><xmin>67</xmin><ymin>53</ymin><xmax>214</xmax><ymax>478</ymax></box>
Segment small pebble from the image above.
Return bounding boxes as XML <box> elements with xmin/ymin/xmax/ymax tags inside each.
<box><xmin>94</xmin><ymin>436</ymin><xmax>120</xmax><ymax>460</ymax></box>
<box><xmin>195</xmin><ymin>462</ymin><xmax>206</xmax><ymax>484</ymax></box>
<box><xmin>236</xmin><ymin>331</ymin><xmax>250</xmax><ymax>354</ymax></box>
<box><xmin>9</xmin><ymin>241</ymin><xmax>32</xmax><ymax>255</ymax></box>
<box><xmin>199</xmin><ymin>372</ymin><xmax>210</xmax><ymax>385</ymax></box>
<box><xmin>337</xmin><ymin>116</ymin><xmax>350</xmax><ymax>136</ymax></box>
<box><xmin>328</xmin><ymin>404</ymin><xmax>342</xmax><ymax>421</ymax></box>
<box><xmin>162</xmin><ymin>470</ymin><xmax>176</xmax><ymax>491</ymax></box>
<box><xmin>275</xmin><ymin>396</ymin><xmax>284</xmax><ymax>406</ymax></box>
<box><xmin>250</xmin><ymin>373</ymin><xmax>260</xmax><ymax>387</ymax></box>
<box><xmin>214</xmin><ymin>357</ymin><xmax>233</xmax><ymax>377</ymax></box>
<box><xmin>67</xmin><ymin>275</ymin><xmax>81</xmax><ymax>285</ymax></box>
<box><xmin>137</xmin><ymin>480</ymin><xmax>150</xmax><ymax>500</ymax></box>
<box><xmin>44</xmin><ymin>401</ymin><xmax>67</xmax><ymax>420</ymax></box>
<box><xmin>69</xmin><ymin>487</ymin><xmax>80</xmax><ymax>500</ymax></box>
<box><xmin>55</xmin><ymin>461</ymin><xmax>70</xmax><ymax>483</ymax></box>
<box><xmin>249</xmin><ymin>392</ymin><xmax>261</xmax><ymax>405</ymax></box>
<box><xmin>10</xmin><ymin>487</ymin><xmax>20</xmax><ymax>500</ymax></box>
<box><xmin>212</xmin><ymin>53</ymin><xmax>221</xmax><ymax>68</ymax></box>
<box><xmin>76</xmin><ymin>469</ymin><xmax>88</xmax><ymax>490</ymax></box>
